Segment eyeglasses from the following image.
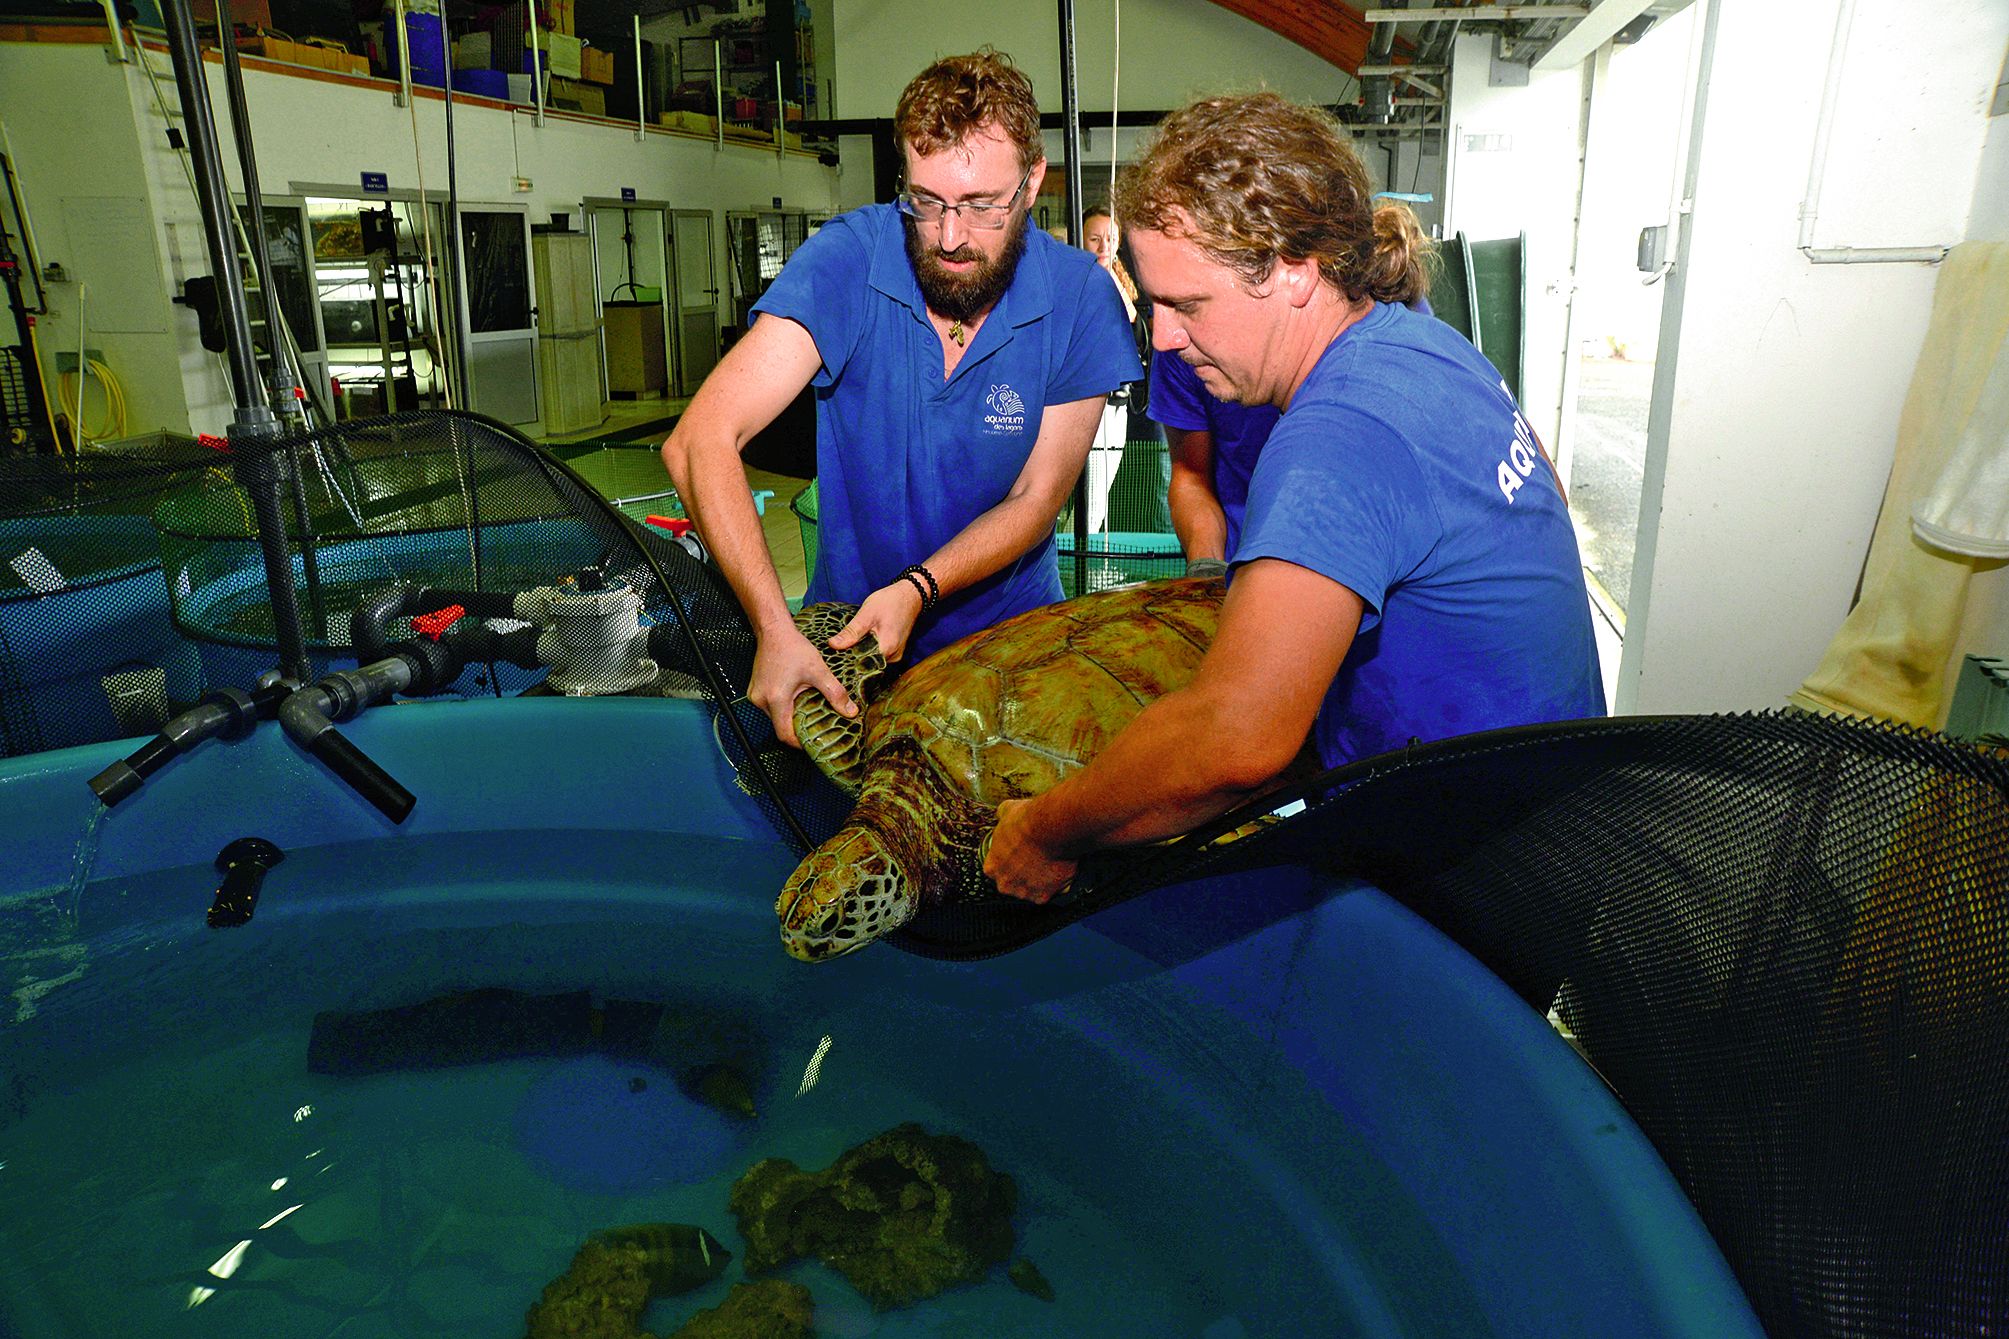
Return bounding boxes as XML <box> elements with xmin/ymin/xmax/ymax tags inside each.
<box><xmin>895</xmin><ymin>166</ymin><xmax>1033</xmax><ymax>230</ymax></box>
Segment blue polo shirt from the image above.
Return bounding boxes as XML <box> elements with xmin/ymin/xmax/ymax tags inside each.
<box><xmin>1147</xmin><ymin>348</ymin><xmax>1280</xmax><ymax>558</ymax></box>
<box><xmin>753</xmin><ymin>204</ymin><xmax>1140</xmax><ymax>658</ymax></box>
<box><xmin>1237</xmin><ymin>302</ymin><xmax>1604</xmax><ymax>768</ymax></box>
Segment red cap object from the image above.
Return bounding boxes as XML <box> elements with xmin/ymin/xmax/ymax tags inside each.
<box><xmin>198</xmin><ymin>433</ymin><xmax>230</xmax><ymax>452</ymax></box>
<box><xmin>645</xmin><ymin>515</ymin><xmax>693</xmax><ymax>536</ymax></box>
<box><xmin>411</xmin><ymin>605</ymin><xmax>467</xmax><ymax>640</ymax></box>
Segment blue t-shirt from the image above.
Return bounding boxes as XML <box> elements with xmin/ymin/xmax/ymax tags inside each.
<box><xmin>753</xmin><ymin>204</ymin><xmax>1141</xmax><ymax>658</ymax></box>
<box><xmin>1237</xmin><ymin>302</ymin><xmax>1605</xmax><ymax>768</ymax></box>
<box><xmin>1146</xmin><ymin>348</ymin><xmax>1280</xmax><ymax>558</ymax></box>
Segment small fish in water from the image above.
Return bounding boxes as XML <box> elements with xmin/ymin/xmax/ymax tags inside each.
<box><xmin>795</xmin><ymin>1034</ymin><xmax>833</xmax><ymax>1098</ymax></box>
<box><xmin>628</xmin><ymin>1075</ymin><xmax>648</xmax><ymax>1094</ymax></box>
<box><xmin>680</xmin><ymin>1061</ymin><xmax>758</xmax><ymax>1119</ymax></box>
<box><xmin>1008</xmin><ymin>1256</ymin><xmax>1055</xmax><ymax>1302</ymax></box>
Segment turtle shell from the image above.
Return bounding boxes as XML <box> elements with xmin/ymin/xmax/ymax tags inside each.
<box><xmin>861</xmin><ymin>578</ymin><xmax>1221</xmax><ymax>807</ymax></box>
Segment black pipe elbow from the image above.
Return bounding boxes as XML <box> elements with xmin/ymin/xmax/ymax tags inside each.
<box><xmin>277</xmin><ymin>658</ymin><xmax>419</xmax><ymax>823</ymax></box>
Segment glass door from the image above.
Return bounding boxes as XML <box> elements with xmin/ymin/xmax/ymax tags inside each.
<box><xmin>304</xmin><ymin>197</ymin><xmax>449</xmax><ymax>421</ymax></box>
<box><xmin>590</xmin><ymin>205</ymin><xmax>672</xmax><ymax>400</ymax></box>
<box><xmin>457</xmin><ymin>206</ymin><xmax>539</xmax><ymax>425</ymax></box>
<box><xmin>1555</xmin><ymin>6</ymin><xmax>1700</xmax><ymax>630</ymax></box>
<box><xmin>235</xmin><ymin>196</ymin><xmax>332</xmax><ymax>421</ymax></box>
<box><xmin>669</xmin><ymin>209</ymin><xmax>719</xmax><ymax>394</ymax></box>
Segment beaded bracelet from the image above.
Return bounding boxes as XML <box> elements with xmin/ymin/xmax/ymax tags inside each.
<box><xmin>900</xmin><ymin>563</ymin><xmax>941</xmax><ymax>610</ymax></box>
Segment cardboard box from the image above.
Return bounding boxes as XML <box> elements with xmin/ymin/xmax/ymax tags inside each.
<box><xmin>547</xmin><ymin>75</ymin><xmax>603</xmax><ymax>116</ymax></box>
<box><xmin>658</xmin><ymin>110</ymin><xmax>713</xmax><ymax>135</ymax></box>
<box><xmin>453</xmin><ymin>31</ymin><xmax>492</xmax><ymax>69</ymax></box>
<box><xmin>544</xmin><ymin>31</ymin><xmax>579</xmax><ymax>78</ymax></box>
<box><xmin>578</xmin><ymin>46</ymin><xmax>612</xmax><ymax>84</ymax></box>
<box><xmin>238</xmin><ymin>32</ymin><xmax>303</xmax><ymax>64</ymax></box>
<box><xmin>300</xmin><ymin>37</ymin><xmax>350</xmax><ymax>70</ymax></box>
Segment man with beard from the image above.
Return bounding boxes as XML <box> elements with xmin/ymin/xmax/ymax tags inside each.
<box><xmin>663</xmin><ymin>49</ymin><xmax>1140</xmax><ymax>747</ymax></box>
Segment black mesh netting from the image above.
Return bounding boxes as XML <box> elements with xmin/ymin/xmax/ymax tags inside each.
<box><xmin>962</xmin><ymin>710</ymin><xmax>2001</xmax><ymax>1339</ymax></box>
<box><xmin>0</xmin><ymin>411</ymin><xmax>850</xmax><ymax>850</ymax></box>
<box><xmin>9</xmin><ymin>412</ymin><xmax>2009</xmax><ymax>1338</ymax></box>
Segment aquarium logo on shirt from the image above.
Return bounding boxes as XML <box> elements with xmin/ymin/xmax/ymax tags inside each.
<box><xmin>983</xmin><ymin>383</ymin><xmax>1026</xmax><ymax>433</ymax></box>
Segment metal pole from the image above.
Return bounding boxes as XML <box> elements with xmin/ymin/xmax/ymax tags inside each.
<box><xmin>713</xmin><ymin>38</ymin><xmax>723</xmax><ymax>151</ymax></box>
<box><xmin>160</xmin><ymin>0</ymin><xmax>310</xmax><ymax>680</ymax></box>
<box><xmin>442</xmin><ymin>41</ymin><xmax>471</xmax><ymax>408</ymax></box>
<box><xmin>1058</xmin><ymin>0</ymin><xmax>1087</xmax><ymax>596</ymax></box>
<box><xmin>633</xmin><ymin>15</ymin><xmax>645</xmax><ymax>142</ymax></box>
<box><xmin>214</xmin><ymin>0</ymin><xmax>327</xmax><ymax>642</ymax></box>
<box><xmin>530</xmin><ymin>10</ymin><xmax>545</xmax><ymax>126</ymax></box>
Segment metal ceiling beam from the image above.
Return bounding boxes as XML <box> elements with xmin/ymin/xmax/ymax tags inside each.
<box><xmin>1531</xmin><ymin>0</ymin><xmax>1659</xmax><ymax>69</ymax></box>
<box><xmin>1357</xmin><ymin>63</ymin><xmax>1449</xmax><ymax>74</ymax></box>
<box><xmin>1365</xmin><ymin>5</ymin><xmax>1587</xmax><ymax>20</ymax></box>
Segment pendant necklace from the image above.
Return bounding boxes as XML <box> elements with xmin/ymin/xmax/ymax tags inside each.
<box><xmin>948</xmin><ymin>319</ymin><xmax>966</xmax><ymax>347</ymax></box>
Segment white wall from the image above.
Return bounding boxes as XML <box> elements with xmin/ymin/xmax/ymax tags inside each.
<box><xmin>1442</xmin><ymin>32</ymin><xmax>1585</xmax><ymax>454</ymax></box>
<box><xmin>0</xmin><ymin>45</ymin><xmax>196</xmax><ymax>436</ymax></box>
<box><xmin>1619</xmin><ymin>0</ymin><xmax>2009</xmax><ymax>714</ymax></box>
<box><xmin>833</xmin><ymin>0</ymin><xmax>1358</xmax><ymax>118</ymax></box>
<box><xmin>0</xmin><ymin>39</ymin><xmax>839</xmax><ymax>435</ymax></box>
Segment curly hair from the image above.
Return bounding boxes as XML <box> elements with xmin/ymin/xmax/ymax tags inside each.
<box><xmin>894</xmin><ymin>48</ymin><xmax>1044</xmax><ymax>173</ymax></box>
<box><xmin>1115</xmin><ymin>92</ymin><xmax>1432</xmax><ymax>306</ymax></box>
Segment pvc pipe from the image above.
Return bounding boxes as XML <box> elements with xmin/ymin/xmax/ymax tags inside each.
<box><xmin>1058</xmin><ymin>0</ymin><xmax>1088</xmax><ymax>597</ymax></box>
<box><xmin>75</xmin><ymin>281</ymin><xmax>87</xmax><ymax>448</ymax></box>
<box><xmin>1802</xmin><ymin>246</ymin><xmax>1947</xmax><ymax>266</ymax></box>
<box><xmin>634</xmin><ymin>15</ymin><xmax>645</xmax><ymax>142</ymax></box>
<box><xmin>1795</xmin><ymin>0</ymin><xmax>1944</xmax><ymax>266</ymax></box>
<box><xmin>394</xmin><ymin>0</ymin><xmax>412</xmax><ymax>109</ymax></box>
<box><xmin>530</xmin><ymin>10</ymin><xmax>544</xmax><ymax>126</ymax></box>
<box><xmin>97</xmin><ymin>0</ymin><xmax>128</xmax><ymax>63</ymax></box>
<box><xmin>714</xmin><ymin>39</ymin><xmax>723</xmax><ymax>151</ymax></box>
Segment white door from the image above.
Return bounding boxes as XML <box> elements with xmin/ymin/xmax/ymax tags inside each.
<box><xmin>669</xmin><ymin>209</ymin><xmax>720</xmax><ymax>394</ymax></box>
<box><xmin>457</xmin><ymin>206</ymin><xmax>539</xmax><ymax>424</ymax></box>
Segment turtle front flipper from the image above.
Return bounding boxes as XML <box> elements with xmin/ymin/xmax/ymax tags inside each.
<box><xmin>790</xmin><ymin>601</ymin><xmax>891</xmax><ymax>795</ymax></box>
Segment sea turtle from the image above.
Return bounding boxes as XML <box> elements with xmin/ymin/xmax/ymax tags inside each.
<box><xmin>777</xmin><ymin>577</ymin><xmax>1223</xmax><ymax>961</ymax></box>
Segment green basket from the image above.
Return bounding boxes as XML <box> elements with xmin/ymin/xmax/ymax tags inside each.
<box><xmin>790</xmin><ymin>480</ymin><xmax>818</xmax><ymax>584</ymax></box>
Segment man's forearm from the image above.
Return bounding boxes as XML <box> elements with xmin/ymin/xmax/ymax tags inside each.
<box><xmin>1024</xmin><ymin>685</ymin><xmax>1278</xmax><ymax>853</ymax></box>
<box><xmin>1169</xmin><ymin>475</ymin><xmax>1229</xmax><ymax>563</ymax></box>
<box><xmin>914</xmin><ymin>483</ymin><xmax>1070</xmax><ymax>601</ymax></box>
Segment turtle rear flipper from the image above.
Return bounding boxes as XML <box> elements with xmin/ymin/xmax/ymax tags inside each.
<box><xmin>791</xmin><ymin>601</ymin><xmax>890</xmax><ymax>795</ymax></box>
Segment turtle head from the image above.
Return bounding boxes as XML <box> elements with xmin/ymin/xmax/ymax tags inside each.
<box><xmin>777</xmin><ymin>826</ymin><xmax>921</xmax><ymax>962</ymax></box>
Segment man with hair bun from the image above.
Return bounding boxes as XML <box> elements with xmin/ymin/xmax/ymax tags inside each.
<box><xmin>665</xmin><ymin>49</ymin><xmax>1139</xmax><ymax>748</ymax></box>
<box><xmin>987</xmin><ymin>91</ymin><xmax>1604</xmax><ymax>903</ymax></box>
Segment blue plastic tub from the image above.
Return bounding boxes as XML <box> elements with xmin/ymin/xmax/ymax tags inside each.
<box><xmin>0</xmin><ymin>516</ymin><xmax>203</xmax><ymax>756</ymax></box>
<box><xmin>0</xmin><ymin>698</ymin><xmax>1763</xmax><ymax>1337</ymax></box>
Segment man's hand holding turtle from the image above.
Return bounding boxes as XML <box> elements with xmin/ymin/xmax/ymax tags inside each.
<box><xmin>751</xmin><ymin>624</ymin><xmax>855</xmax><ymax>749</ymax></box>
<box><xmin>986</xmin><ymin>797</ymin><xmax>1077</xmax><ymax>904</ymax></box>
<box><xmin>830</xmin><ymin>576</ymin><xmax>927</xmax><ymax>663</ymax></box>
